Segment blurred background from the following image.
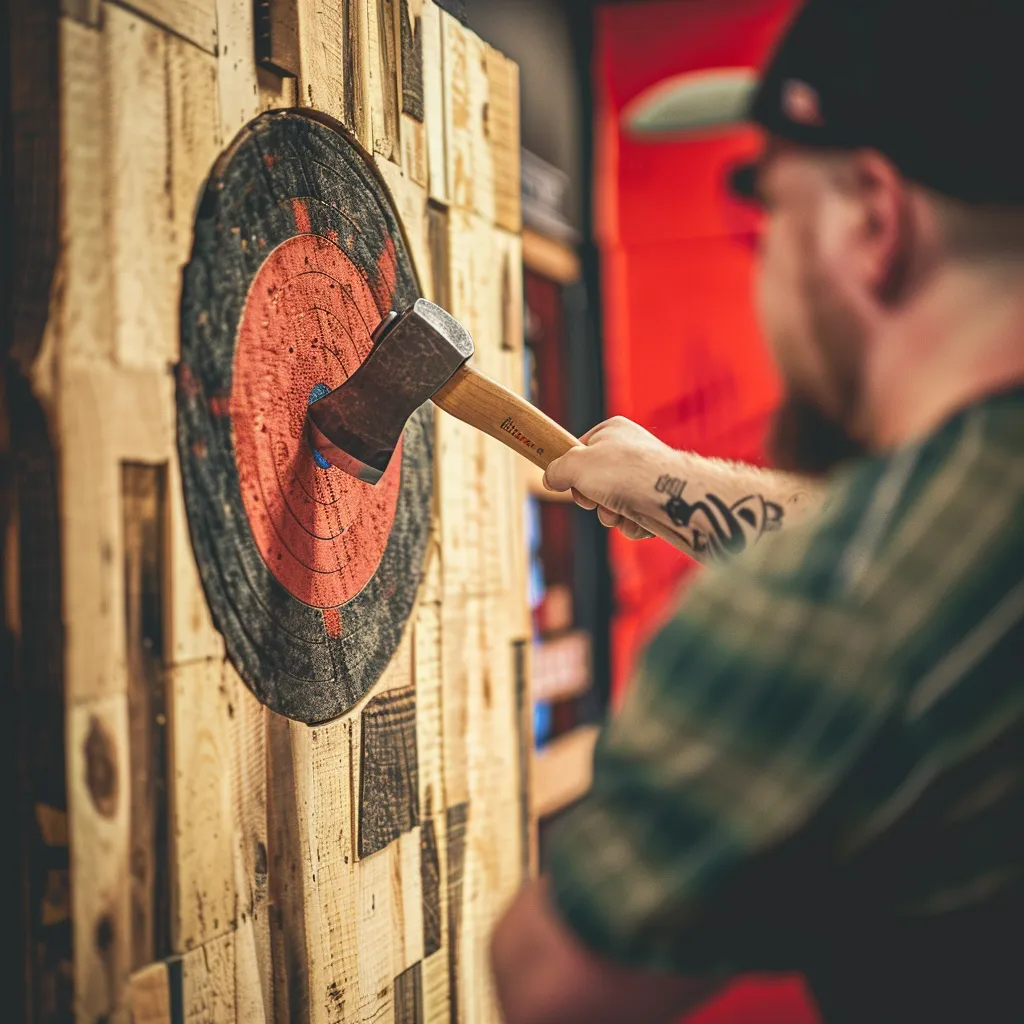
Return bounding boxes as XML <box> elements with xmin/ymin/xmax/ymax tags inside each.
<box><xmin>463</xmin><ymin>0</ymin><xmax>815</xmax><ymax>1019</ymax></box>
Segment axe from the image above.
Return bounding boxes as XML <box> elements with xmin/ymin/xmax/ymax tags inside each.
<box><xmin>305</xmin><ymin>298</ymin><xmax>672</xmax><ymax>541</ymax></box>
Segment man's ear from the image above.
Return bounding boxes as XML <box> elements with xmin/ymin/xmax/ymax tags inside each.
<box><xmin>849</xmin><ymin>149</ymin><xmax>914</xmax><ymax>303</ymax></box>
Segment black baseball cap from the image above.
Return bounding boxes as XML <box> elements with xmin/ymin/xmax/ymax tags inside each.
<box><xmin>731</xmin><ymin>0</ymin><xmax>1024</xmax><ymax>205</ymax></box>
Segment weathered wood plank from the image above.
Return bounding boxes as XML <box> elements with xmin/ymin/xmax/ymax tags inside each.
<box><xmin>69</xmin><ymin>696</ymin><xmax>132</xmax><ymax>1022</ymax></box>
<box><xmin>257</xmin><ymin>66</ymin><xmax>299</xmax><ymax>110</ymax></box>
<box><xmin>400</xmin><ymin>0</ymin><xmax>424</xmax><ymax>119</ymax></box>
<box><xmin>105</xmin><ymin>3</ymin><xmax>178</xmax><ymax>370</ymax></box>
<box><xmin>214</xmin><ymin>0</ymin><xmax>260</xmax><ymax>141</ymax></box>
<box><xmin>115</xmin><ymin>0</ymin><xmax>217</xmax><ymax>53</ymax></box>
<box><xmin>255</xmin><ymin>0</ymin><xmax>299</xmax><ymax>77</ymax></box>
<box><xmin>484</xmin><ymin>46</ymin><xmax>521</xmax><ymax>233</ymax></box>
<box><xmin>421</xmin><ymin>1</ymin><xmax>447</xmax><ymax>203</ymax></box>
<box><xmin>127</xmin><ymin>960</ymin><xmax>173</xmax><ymax>1024</ymax></box>
<box><xmin>181</xmin><ymin>931</ymin><xmax>235</xmax><ymax>1021</ymax></box>
<box><xmin>445</xmin><ymin>802</ymin><xmax>468</xmax><ymax>1024</ymax></box>
<box><xmin>370</xmin><ymin>0</ymin><xmax>402</xmax><ymax>162</ymax></box>
<box><xmin>375</xmin><ymin>154</ymin><xmax>432</xmax><ymax>297</ymax></box>
<box><xmin>123</xmin><ymin>463</ymin><xmax>171</xmax><ymax>970</ymax></box>
<box><xmin>342</xmin><ymin>0</ymin><xmax>371</xmax><ymax>147</ymax></box>
<box><xmin>296</xmin><ymin>0</ymin><xmax>345</xmax><ymax>120</ymax></box>
<box><xmin>359</xmin><ymin>683</ymin><xmax>420</xmax><ymax>858</ymax></box>
<box><xmin>60</xmin><ymin>17</ymin><xmax>114</xmax><ymax>364</ymax></box>
<box><xmin>395</xmin><ymin>961</ymin><xmax>424</xmax><ymax>1024</ymax></box>
<box><xmin>168</xmin><ymin>660</ymin><xmax>237</xmax><ymax>952</ymax></box>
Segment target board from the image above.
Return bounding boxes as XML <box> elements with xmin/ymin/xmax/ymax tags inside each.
<box><xmin>177</xmin><ymin>110</ymin><xmax>432</xmax><ymax>724</ymax></box>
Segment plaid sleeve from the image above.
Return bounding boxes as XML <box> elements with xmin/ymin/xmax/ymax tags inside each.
<box><xmin>547</xmin><ymin>520</ymin><xmax>900</xmax><ymax>976</ymax></box>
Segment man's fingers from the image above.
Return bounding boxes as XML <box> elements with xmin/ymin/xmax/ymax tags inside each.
<box><xmin>618</xmin><ymin>519</ymin><xmax>654</xmax><ymax>541</ymax></box>
<box><xmin>597</xmin><ymin>506</ymin><xmax>622</xmax><ymax>528</ymax></box>
<box><xmin>571</xmin><ymin>488</ymin><xmax>597</xmax><ymax>510</ymax></box>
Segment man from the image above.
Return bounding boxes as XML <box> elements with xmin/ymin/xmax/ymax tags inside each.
<box><xmin>490</xmin><ymin>0</ymin><xmax>1024</xmax><ymax>1021</ymax></box>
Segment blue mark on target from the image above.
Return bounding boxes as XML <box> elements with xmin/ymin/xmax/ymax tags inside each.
<box><xmin>308</xmin><ymin>384</ymin><xmax>332</xmax><ymax>470</ymax></box>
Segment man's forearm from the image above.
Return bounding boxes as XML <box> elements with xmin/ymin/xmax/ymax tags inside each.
<box><xmin>634</xmin><ymin>454</ymin><xmax>825</xmax><ymax>563</ymax></box>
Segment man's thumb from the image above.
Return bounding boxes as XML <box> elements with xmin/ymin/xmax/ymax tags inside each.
<box><xmin>542</xmin><ymin>448</ymin><xmax>579</xmax><ymax>493</ymax></box>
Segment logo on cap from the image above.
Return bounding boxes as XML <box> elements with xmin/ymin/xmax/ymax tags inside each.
<box><xmin>781</xmin><ymin>79</ymin><xmax>824</xmax><ymax>127</ymax></box>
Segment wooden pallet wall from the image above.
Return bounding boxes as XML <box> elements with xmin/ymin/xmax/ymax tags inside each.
<box><xmin>8</xmin><ymin>0</ymin><xmax>532</xmax><ymax>1020</ymax></box>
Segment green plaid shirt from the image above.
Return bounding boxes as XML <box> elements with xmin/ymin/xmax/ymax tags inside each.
<box><xmin>548</xmin><ymin>389</ymin><xmax>1024</xmax><ymax>1022</ymax></box>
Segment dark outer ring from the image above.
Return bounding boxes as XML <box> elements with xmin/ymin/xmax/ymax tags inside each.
<box><xmin>177</xmin><ymin>110</ymin><xmax>431</xmax><ymax>724</ymax></box>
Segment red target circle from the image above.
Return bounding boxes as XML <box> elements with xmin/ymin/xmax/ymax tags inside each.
<box><xmin>231</xmin><ymin>232</ymin><xmax>401</xmax><ymax>609</ymax></box>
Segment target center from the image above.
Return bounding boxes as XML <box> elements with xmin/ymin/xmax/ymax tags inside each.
<box><xmin>308</xmin><ymin>383</ymin><xmax>332</xmax><ymax>470</ymax></box>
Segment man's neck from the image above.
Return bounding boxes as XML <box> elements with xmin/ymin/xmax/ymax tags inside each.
<box><xmin>863</xmin><ymin>262</ymin><xmax>1024</xmax><ymax>450</ymax></box>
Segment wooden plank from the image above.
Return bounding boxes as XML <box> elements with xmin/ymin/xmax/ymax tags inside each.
<box><xmin>419</xmin><ymin>818</ymin><xmax>442</xmax><ymax>957</ymax></box>
<box><xmin>296</xmin><ymin>0</ymin><xmax>345</xmax><ymax>121</ymax></box>
<box><xmin>114</xmin><ymin>0</ymin><xmax>217</xmax><ymax>53</ymax></box>
<box><xmin>166</xmin><ymin>455</ymin><xmax>226</xmax><ymax>666</ymax></box>
<box><xmin>105</xmin><ymin>3</ymin><xmax>178</xmax><ymax>370</ymax></box>
<box><xmin>234</xmin><ymin>916</ymin><xmax>271</xmax><ymax>1023</ymax></box>
<box><xmin>60</xmin><ymin>17</ymin><xmax>114</xmax><ymax>364</ymax></box>
<box><xmin>444</xmin><ymin>802</ymin><xmax>468</xmax><ymax>1024</ymax></box>
<box><xmin>258</xmin><ymin>66</ymin><xmax>299</xmax><ymax>110</ymax></box>
<box><xmin>400</xmin><ymin>0</ymin><xmax>424</xmax><ymax>119</ymax></box>
<box><xmin>513</xmin><ymin>639</ymin><xmax>536</xmax><ymax>882</ymax></box>
<box><xmin>168</xmin><ymin>660</ymin><xmax>237</xmax><ymax>952</ymax></box>
<box><xmin>441</xmin><ymin>14</ymin><xmax>472</xmax><ymax>212</ymax></box>
<box><xmin>421</xmin><ymin>1</ymin><xmax>447</xmax><ymax>203</ymax></box>
<box><xmin>127</xmin><ymin>960</ymin><xmax>173</xmax><ymax>1023</ymax></box>
<box><xmin>522</xmin><ymin>227</ymin><xmax>581</xmax><ymax>284</ymax></box>
<box><xmin>62</xmin><ymin>0</ymin><xmax>102</xmax><ymax>25</ymax></box>
<box><xmin>533</xmin><ymin>725</ymin><xmax>599</xmax><ymax>818</ymax></box>
<box><xmin>395</xmin><ymin>827</ymin><xmax>425</xmax><ymax>975</ymax></box>
<box><xmin>485</xmin><ymin>46</ymin><xmax>521</xmax><ymax>233</ymax></box>
<box><xmin>181</xmin><ymin>931</ymin><xmax>235</xmax><ymax>1021</ymax></box>
<box><xmin>60</xmin><ymin>365</ymin><xmax>175</xmax><ymax>703</ymax></box>
<box><xmin>342</xmin><ymin>0</ymin><xmax>371</xmax><ymax>147</ymax></box>
<box><xmin>214</xmin><ymin>0</ymin><xmax>261</xmax><ymax>141</ymax></box>
<box><xmin>358</xmin><ymin>683</ymin><xmax>420</xmax><ymax>858</ymax></box>
<box><xmin>266</xmin><ymin>716</ymin><xmax>314</xmax><ymax>1023</ymax></box>
<box><xmin>375</xmin><ymin>154</ymin><xmax>432</xmax><ymax>297</ymax></box>
<box><xmin>395</xmin><ymin>961</ymin><xmax>424</xmax><ymax>1024</ymax></box>
<box><xmin>123</xmin><ymin>463</ymin><xmax>171</xmax><ymax>970</ymax></box>
<box><xmin>369</xmin><ymin>0</ymin><xmax>402</xmax><ymax>162</ymax></box>
<box><xmin>69</xmin><ymin>696</ymin><xmax>132</xmax><ymax>1023</ymax></box>
<box><xmin>255</xmin><ymin>0</ymin><xmax>299</xmax><ymax>76</ymax></box>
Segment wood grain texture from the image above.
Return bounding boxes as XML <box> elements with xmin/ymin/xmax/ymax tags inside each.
<box><xmin>342</xmin><ymin>0</ymin><xmax>371</xmax><ymax>146</ymax></box>
<box><xmin>123</xmin><ymin>463</ymin><xmax>171</xmax><ymax>970</ymax></box>
<box><xmin>168</xmin><ymin>660</ymin><xmax>238</xmax><ymax>952</ymax></box>
<box><xmin>181</xmin><ymin>931</ymin><xmax>235</xmax><ymax>1020</ymax></box>
<box><xmin>69</xmin><ymin>696</ymin><xmax>132</xmax><ymax>1023</ymax></box>
<box><xmin>114</xmin><ymin>0</ymin><xmax>217</xmax><ymax>53</ymax></box>
<box><xmin>359</xmin><ymin>684</ymin><xmax>420</xmax><ymax>858</ymax></box>
<box><xmin>296</xmin><ymin>0</ymin><xmax>345</xmax><ymax>120</ymax></box>
<box><xmin>370</xmin><ymin>0</ymin><xmax>402</xmax><ymax>162</ymax></box>
<box><xmin>127</xmin><ymin>960</ymin><xmax>173</xmax><ymax>1023</ymax></box>
<box><xmin>214</xmin><ymin>0</ymin><xmax>261</xmax><ymax>140</ymax></box>
<box><xmin>484</xmin><ymin>46</ymin><xmax>521</xmax><ymax>233</ymax></box>
<box><xmin>60</xmin><ymin>17</ymin><xmax>114</xmax><ymax>364</ymax></box>
<box><xmin>255</xmin><ymin>0</ymin><xmax>300</xmax><ymax>77</ymax></box>
<box><xmin>444</xmin><ymin>802</ymin><xmax>468</xmax><ymax>1024</ymax></box>
<box><xmin>395</xmin><ymin>961</ymin><xmax>424</xmax><ymax>1024</ymax></box>
<box><xmin>420</xmin><ymin>1</ymin><xmax>447</xmax><ymax>203</ymax></box>
<box><xmin>105</xmin><ymin>3</ymin><xmax>178</xmax><ymax>370</ymax></box>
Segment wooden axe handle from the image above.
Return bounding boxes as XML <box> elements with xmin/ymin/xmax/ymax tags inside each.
<box><xmin>432</xmin><ymin>365</ymin><xmax>680</xmax><ymax>547</ymax></box>
<box><xmin>432</xmin><ymin>364</ymin><xmax>580</xmax><ymax>469</ymax></box>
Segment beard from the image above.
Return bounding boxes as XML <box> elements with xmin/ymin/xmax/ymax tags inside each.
<box><xmin>767</xmin><ymin>393</ymin><xmax>867</xmax><ymax>476</ymax></box>
<box><xmin>765</xmin><ymin>263</ymin><xmax>869</xmax><ymax>477</ymax></box>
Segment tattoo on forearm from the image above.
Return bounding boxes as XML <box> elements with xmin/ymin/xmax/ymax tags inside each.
<box><xmin>654</xmin><ymin>474</ymin><xmax>783</xmax><ymax>559</ymax></box>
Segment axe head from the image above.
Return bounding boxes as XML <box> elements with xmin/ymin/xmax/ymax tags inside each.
<box><xmin>305</xmin><ymin>298</ymin><xmax>474</xmax><ymax>483</ymax></box>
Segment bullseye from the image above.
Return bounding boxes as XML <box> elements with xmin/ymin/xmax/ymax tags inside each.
<box><xmin>231</xmin><ymin>233</ymin><xmax>402</xmax><ymax>609</ymax></box>
<box><xmin>308</xmin><ymin>383</ymin><xmax>332</xmax><ymax>469</ymax></box>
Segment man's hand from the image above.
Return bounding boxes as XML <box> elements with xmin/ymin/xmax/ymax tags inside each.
<box><xmin>543</xmin><ymin>416</ymin><xmax>827</xmax><ymax>561</ymax></box>
<box><xmin>544</xmin><ymin>417</ymin><xmax>672</xmax><ymax>541</ymax></box>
